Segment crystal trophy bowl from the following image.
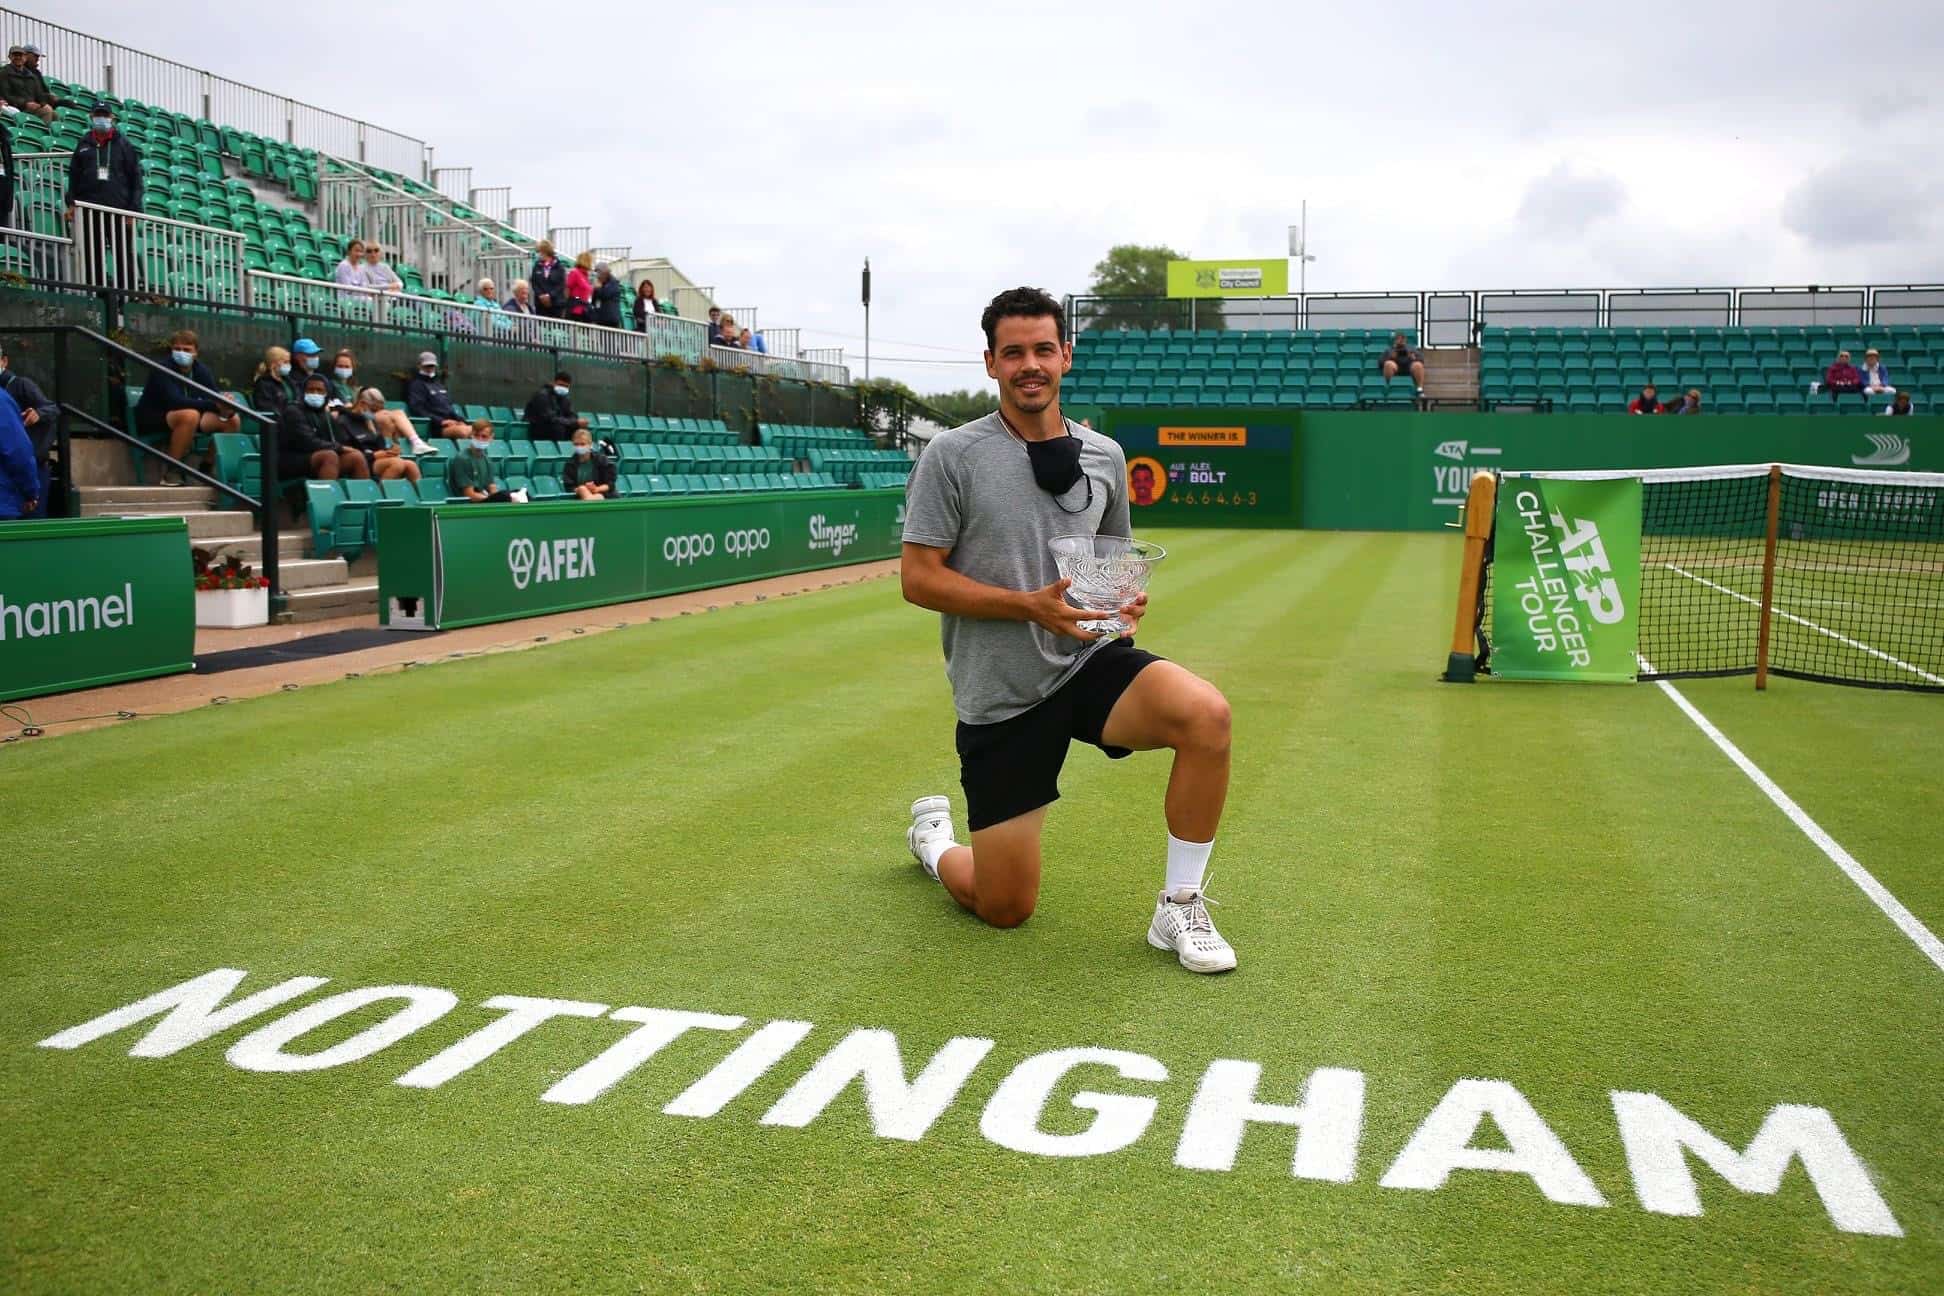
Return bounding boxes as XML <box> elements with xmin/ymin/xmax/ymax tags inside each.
<box><xmin>1049</xmin><ymin>535</ymin><xmax>1167</xmax><ymax>636</ymax></box>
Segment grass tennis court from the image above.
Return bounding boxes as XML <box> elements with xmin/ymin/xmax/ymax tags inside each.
<box><xmin>3</xmin><ymin>530</ymin><xmax>1939</xmax><ymax>1293</ymax></box>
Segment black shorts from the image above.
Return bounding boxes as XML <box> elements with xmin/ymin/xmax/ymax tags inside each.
<box><xmin>955</xmin><ymin>640</ymin><xmax>1164</xmax><ymax>832</ymax></box>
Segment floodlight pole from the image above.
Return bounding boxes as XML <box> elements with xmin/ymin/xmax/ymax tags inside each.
<box><xmin>1289</xmin><ymin>199</ymin><xmax>1318</xmax><ymax>321</ymax></box>
<box><xmin>862</xmin><ymin>257</ymin><xmax>872</xmax><ymax>382</ymax></box>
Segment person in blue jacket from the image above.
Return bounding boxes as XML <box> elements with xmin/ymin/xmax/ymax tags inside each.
<box><xmin>0</xmin><ymin>345</ymin><xmax>57</xmax><ymax>516</ymax></box>
<box><xmin>132</xmin><ymin>329</ymin><xmax>241</xmax><ymax>485</ymax></box>
<box><xmin>0</xmin><ymin>386</ymin><xmax>38</xmax><ymax>520</ymax></box>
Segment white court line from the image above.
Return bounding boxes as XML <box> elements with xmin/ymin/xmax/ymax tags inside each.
<box><xmin>1642</xmin><ymin>659</ymin><xmax>1944</xmax><ymax>976</ymax></box>
<box><xmin>1663</xmin><ymin>563</ymin><xmax>1944</xmax><ymax>687</ymax></box>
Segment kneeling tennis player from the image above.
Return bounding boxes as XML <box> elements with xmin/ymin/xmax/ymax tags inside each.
<box><xmin>898</xmin><ymin>287</ymin><xmax>1237</xmax><ymax>973</ymax></box>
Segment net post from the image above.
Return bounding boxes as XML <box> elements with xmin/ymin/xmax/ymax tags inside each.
<box><xmin>1755</xmin><ymin>463</ymin><xmax>1782</xmax><ymax>691</ymax></box>
<box><xmin>1442</xmin><ymin>470</ymin><xmax>1498</xmax><ymax>682</ymax></box>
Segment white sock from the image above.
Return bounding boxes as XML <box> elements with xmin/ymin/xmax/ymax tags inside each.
<box><xmin>1165</xmin><ymin>833</ymin><xmax>1213</xmax><ymax>896</ymax></box>
<box><xmin>919</xmin><ymin>835</ymin><xmax>954</xmax><ymax>881</ymax></box>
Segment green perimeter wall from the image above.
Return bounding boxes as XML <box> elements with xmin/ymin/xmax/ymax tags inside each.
<box><xmin>1093</xmin><ymin>408</ymin><xmax>1944</xmax><ymax>531</ymax></box>
<box><xmin>378</xmin><ymin>490</ymin><xmax>906</xmax><ymax>630</ymax></box>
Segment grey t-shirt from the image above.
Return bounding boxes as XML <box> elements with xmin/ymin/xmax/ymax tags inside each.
<box><xmin>902</xmin><ymin>413</ymin><xmax>1131</xmax><ymax>725</ymax></box>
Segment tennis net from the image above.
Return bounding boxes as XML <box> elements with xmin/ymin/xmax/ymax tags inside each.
<box><xmin>1467</xmin><ymin>463</ymin><xmax>1944</xmax><ymax>691</ymax></box>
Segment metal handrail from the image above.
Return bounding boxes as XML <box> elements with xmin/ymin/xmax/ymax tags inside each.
<box><xmin>51</xmin><ymin>324</ymin><xmax>286</xmax><ymax>614</ymax></box>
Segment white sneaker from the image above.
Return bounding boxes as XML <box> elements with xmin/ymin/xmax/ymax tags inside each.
<box><xmin>907</xmin><ymin>795</ymin><xmax>955</xmax><ymax>880</ymax></box>
<box><xmin>1148</xmin><ymin>885</ymin><xmax>1237</xmax><ymax>973</ymax></box>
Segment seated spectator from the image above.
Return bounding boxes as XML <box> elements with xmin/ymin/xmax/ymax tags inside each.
<box><xmin>134</xmin><ymin>329</ymin><xmax>242</xmax><ymax>486</ymax></box>
<box><xmin>473</xmin><ymin>277</ymin><xmax>502</xmax><ymax>311</ymax></box>
<box><xmin>1378</xmin><ymin>333</ymin><xmax>1425</xmax><ymax>393</ymax></box>
<box><xmin>562</xmin><ymin>427</ymin><xmax>616</xmax><ymax>500</ymax></box>
<box><xmin>717</xmin><ymin>314</ymin><xmax>742</xmax><ymax>349</ymax></box>
<box><xmin>0</xmin><ymin>343</ymin><xmax>59</xmax><ymax>519</ymax></box>
<box><xmin>446</xmin><ymin>419</ymin><xmax>514</xmax><ymax>502</ymax></box>
<box><xmin>279</xmin><ymin>374</ymin><xmax>367</xmax><ymax>481</ymax></box>
<box><xmin>564</xmin><ymin>251</ymin><xmax>595</xmax><ymax>322</ymax></box>
<box><xmin>1858</xmin><ymin>348</ymin><xmax>1895</xmax><ymax>395</ymax></box>
<box><xmin>505</xmin><ymin>279</ymin><xmax>535</xmax><ymax>314</ymax></box>
<box><xmin>1883</xmin><ymin>391</ymin><xmax>1914</xmax><ymax>416</ymax></box>
<box><xmin>405</xmin><ymin>352</ymin><xmax>470</xmax><ymax>439</ymax></box>
<box><xmin>1822</xmin><ymin>350</ymin><xmax>1863</xmax><ymax>397</ymax></box>
<box><xmin>592</xmin><ymin>261</ymin><xmax>623</xmax><ymax>328</ymax></box>
<box><xmin>706</xmin><ymin>306</ymin><xmax>724</xmax><ymax>345</ymax></box>
<box><xmin>333</xmin><ymin>239</ymin><xmax>369</xmax><ymax>287</ymax></box>
<box><xmin>530</xmin><ymin>240</ymin><xmax>566</xmax><ymax>318</ymax></box>
<box><xmin>1628</xmin><ymin>383</ymin><xmax>1662</xmax><ymax>415</ymax></box>
<box><xmin>0</xmin><ymin>383</ymin><xmax>35</xmax><ymax>520</ymax></box>
<box><xmin>1668</xmin><ymin>389</ymin><xmax>1703</xmax><ymax>415</ymax></box>
<box><xmin>327</xmin><ymin>349</ymin><xmax>361</xmax><ymax>407</ymax></box>
<box><xmin>289</xmin><ymin>336</ymin><xmax>325</xmax><ymax>385</ymax></box>
<box><xmin>338</xmin><ymin>388</ymin><xmax>421</xmax><ymax>483</ymax></box>
<box><xmin>525</xmin><ymin>370</ymin><xmax>589</xmax><ymax>441</ymax></box>
<box><xmin>0</xmin><ymin>44</ymin><xmax>58</xmax><ymax>123</ymax></box>
<box><xmin>633</xmin><ymin>279</ymin><xmax>661</xmax><ymax>330</ymax></box>
<box><xmin>331</xmin><ymin>350</ymin><xmax>426</xmax><ymax>451</ymax></box>
<box><xmin>746</xmin><ymin>328</ymin><xmax>766</xmax><ymax>354</ymax></box>
<box><xmin>363</xmin><ymin>243</ymin><xmax>403</xmax><ymax>293</ymax></box>
<box><xmin>251</xmin><ymin>346</ymin><xmax>299</xmax><ymax>414</ymax></box>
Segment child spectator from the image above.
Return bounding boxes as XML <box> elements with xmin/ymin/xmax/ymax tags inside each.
<box><xmin>1882</xmin><ymin>392</ymin><xmax>1914</xmax><ymax>416</ymax></box>
<box><xmin>562</xmin><ymin>427</ymin><xmax>617</xmax><ymax>500</ymax></box>
<box><xmin>1627</xmin><ymin>382</ymin><xmax>1662</xmax><ymax>415</ymax></box>
<box><xmin>446</xmin><ymin>419</ymin><xmax>514</xmax><ymax>502</ymax></box>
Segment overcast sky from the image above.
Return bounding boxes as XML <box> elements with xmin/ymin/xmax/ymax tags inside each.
<box><xmin>44</xmin><ymin>0</ymin><xmax>1944</xmax><ymax>392</ymax></box>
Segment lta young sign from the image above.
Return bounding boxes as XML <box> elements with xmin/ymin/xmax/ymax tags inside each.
<box><xmin>32</xmin><ymin>967</ymin><xmax>1905</xmax><ymax>1240</ymax></box>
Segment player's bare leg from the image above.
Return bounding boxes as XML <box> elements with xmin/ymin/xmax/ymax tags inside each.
<box><xmin>911</xmin><ymin>800</ymin><xmax>1046</xmax><ymax>929</ymax></box>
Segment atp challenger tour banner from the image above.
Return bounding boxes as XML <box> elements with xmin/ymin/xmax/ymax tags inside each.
<box><xmin>377</xmin><ymin>490</ymin><xmax>906</xmax><ymax>630</ymax></box>
<box><xmin>1490</xmin><ymin>476</ymin><xmax>1643</xmax><ymax>683</ymax></box>
<box><xmin>0</xmin><ymin>516</ymin><xmax>195</xmax><ymax>703</ymax></box>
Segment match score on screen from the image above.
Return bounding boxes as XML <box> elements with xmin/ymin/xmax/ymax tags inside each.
<box><xmin>1101</xmin><ymin>410</ymin><xmax>1298</xmax><ymax>527</ymax></box>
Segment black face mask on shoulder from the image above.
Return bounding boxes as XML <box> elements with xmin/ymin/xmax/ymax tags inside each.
<box><xmin>1024</xmin><ymin>430</ymin><xmax>1085</xmax><ymax>496</ymax></box>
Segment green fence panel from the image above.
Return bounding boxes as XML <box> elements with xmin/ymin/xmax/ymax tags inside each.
<box><xmin>756</xmin><ymin>376</ymin><xmax>817</xmax><ymax>427</ymax></box>
<box><xmin>650</xmin><ymin>364</ymin><xmax>713</xmax><ymax>418</ymax></box>
<box><xmin>711</xmin><ymin>372</ymin><xmax>756</xmax><ymax>438</ymax></box>
<box><xmin>565</xmin><ymin>354</ymin><xmax>645</xmax><ymax>419</ymax></box>
<box><xmin>0</xmin><ymin>516</ymin><xmax>195</xmax><ymax>702</ymax></box>
<box><xmin>443</xmin><ymin>337</ymin><xmax>558</xmax><ymax>415</ymax></box>
<box><xmin>377</xmin><ymin>491</ymin><xmax>905</xmax><ymax>630</ymax></box>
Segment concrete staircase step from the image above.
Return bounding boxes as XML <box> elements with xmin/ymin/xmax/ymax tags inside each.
<box><xmin>75</xmin><ymin>484</ymin><xmax>223</xmax><ymax>509</ymax></box>
<box><xmin>276</xmin><ymin>557</ymin><xmax>350</xmax><ymax>592</ymax></box>
<box><xmin>285</xmin><ymin>577</ymin><xmax>379</xmax><ymax>623</ymax></box>
<box><xmin>72</xmin><ymin>507</ymin><xmax>262</xmax><ymax>540</ymax></box>
<box><xmin>195</xmin><ymin>531</ymin><xmax>311</xmax><ymax>562</ymax></box>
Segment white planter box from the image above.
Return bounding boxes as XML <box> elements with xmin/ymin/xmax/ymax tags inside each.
<box><xmin>196</xmin><ymin>586</ymin><xmax>269</xmax><ymax>628</ymax></box>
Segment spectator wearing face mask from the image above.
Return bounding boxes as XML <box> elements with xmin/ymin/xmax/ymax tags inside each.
<box><xmin>134</xmin><ymin>329</ymin><xmax>242</xmax><ymax>486</ymax></box>
<box><xmin>592</xmin><ymin>262</ymin><xmax>623</xmax><ymax>329</ymax></box>
<box><xmin>280</xmin><ymin>373</ymin><xmax>367</xmax><ymax>482</ymax></box>
<box><xmin>0</xmin><ymin>44</ymin><xmax>59</xmax><ymax>123</ymax></box>
<box><xmin>338</xmin><ymin>387</ymin><xmax>422</xmax><ymax>483</ymax></box>
<box><xmin>65</xmin><ymin>103</ymin><xmax>143</xmax><ymax>291</ymax></box>
<box><xmin>525</xmin><ymin>371</ymin><xmax>589</xmax><ymax>441</ymax></box>
<box><xmin>288</xmin><ymin>336</ymin><xmax>325</xmax><ymax>387</ymax></box>
<box><xmin>447</xmin><ymin>419</ymin><xmax>514</xmax><ymax>502</ymax></box>
<box><xmin>252</xmin><ymin>345</ymin><xmax>299</xmax><ymax>414</ymax></box>
<box><xmin>530</xmin><ymin>240</ymin><xmax>566</xmax><ymax>319</ymax></box>
<box><xmin>0</xmin><ymin>344</ymin><xmax>57</xmax><ymax>518</ymax></box>
<box><xmin>405</xmin><ymin>351</ymin><xmax>469</xmax><ymax>439</ymax></box>
<box><xmin>562</xmin><ymin>426</ymin><xmax>617</xmax><ymax>500</ymax></box>
<box><xmin>329</xmin><ymin>349</ymin><xmax>425</xmax><ymax>451</ymax></box>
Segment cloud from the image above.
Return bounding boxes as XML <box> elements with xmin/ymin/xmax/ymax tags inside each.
<box><xmin>1515</xmin><ymin>164</ymin><xmax>1627</xmax><ymax>239</ymax></box>
<box><xmin>1781</xmin><ymin>162</ymin><xmax>1937</xmax><ymax>247</ymax></box>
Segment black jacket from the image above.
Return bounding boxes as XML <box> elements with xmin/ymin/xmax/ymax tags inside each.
<box><xmin>135</xmin><ymin>356</ymin><xmax>223</xmax><ymax>419</ymax></box>
<box><xmin>562</xmin><ymin>451</ymin><xmax>616</xmax><ymax>491</ymax></box>
<box><xmin>529</xmin><ymin>258</ymin><xmax>567</xmax><ymax>317</ymax></box>
<box><xmin>253</xmin><ymin>370</ymin><xmax>302</xmax><ymax>415</ymax></box>
<box><xmin>66</xmin><ymin>131</ymin><xmax>144</xmax><ymax>213</ymax></box>
<box><xmin>0</xmin><ymin>368</ymin><xmax>56</xmax><ymax>459</ymax></box>
<box><xmin>592</xmin><ymin>276</ymin><xmax>623</xmax><ymax>329</ymax></box>
<box><xmin>278</xmin><ymin>401</ymin><xmax>346</xmax><ymax>467</ymax></box>
<box><xmin>0</xmin><ymin>64</ymin><xmax>56</xmax><ymax>111</ymax></box>
<box><xmin>337</xmin><ymin>408</ymin><xmax>388</xmax><ymax>455</ymax></box>
<box><xmin>405</xmin><ymin>374</ymin><xmax>459</xmax><ymax>426</ymax></box>
<box><xmin>524</xmin><ymin>387</ymin><xmax>579</xmax><ymax>440</ymax></box>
